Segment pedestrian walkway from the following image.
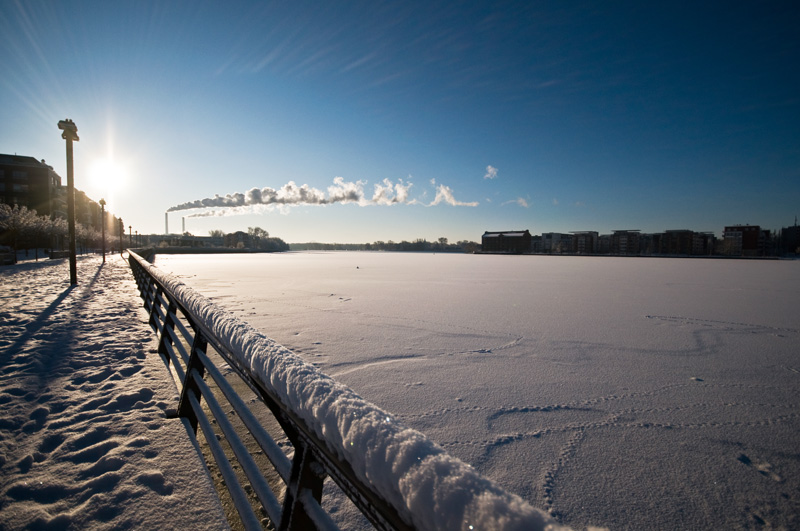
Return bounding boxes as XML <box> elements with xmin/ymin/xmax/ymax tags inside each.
<box><xmin>0</xmin><ymin>254</ymin><xmax>229</xmax><ymax>529</ymax></box>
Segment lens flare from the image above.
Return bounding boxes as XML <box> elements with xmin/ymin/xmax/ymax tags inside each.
<box><xmin>87</xmin><ymin>158</ymin><xmax>128</xmax><ymax>209</ymax></box>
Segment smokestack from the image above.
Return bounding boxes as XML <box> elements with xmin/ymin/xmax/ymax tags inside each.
<box><xmin>182</xmin><ymin>217</ymin><xmax>185</xmax><ymax>234</ymax></box>
<box><xmin>165</xmin><ymin>212</ymin><xmax>169</xmax><ymax>235</ymax></box>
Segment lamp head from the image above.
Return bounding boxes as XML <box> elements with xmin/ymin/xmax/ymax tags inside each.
<box><xmin>58</xmin><ymin>119</ymin><xmax>79</xmax><ymax>141</ymax></box>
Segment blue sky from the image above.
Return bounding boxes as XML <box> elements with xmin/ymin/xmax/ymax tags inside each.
<box><xmin>2</xmin><ymin>1</ymin><xmax>798</xmax><ymax>243</ymax></box>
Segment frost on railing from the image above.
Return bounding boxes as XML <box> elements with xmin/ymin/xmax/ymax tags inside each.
<box><xmin>127</xmin><ymin>250</ymin><xmax>565</xmax><ymax>531</ymax></box>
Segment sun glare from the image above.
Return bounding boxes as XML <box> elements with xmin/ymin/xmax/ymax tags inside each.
<box><xmin>89</xmin><ymin>158</ymin><xmax>127</xmax><ymax>196</ymax></box>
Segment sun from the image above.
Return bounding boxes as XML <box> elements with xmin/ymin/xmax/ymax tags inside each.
<box><xmin>88</xmin><ymin>158</ymin><xmax>127</xmax><ymax>196</ymax></box>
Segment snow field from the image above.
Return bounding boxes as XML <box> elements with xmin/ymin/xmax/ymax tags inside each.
<box><xmin>155</xmin><ymin>252</ymin><xmax>800</xmax><ymax>530</ymax></box>
<box><xmin>0</xmin><ymin>255</ymin><xmax>228</xmax><ymax>530</ymax></box>
<box><xmin>135</xmin><ymin>252</ymin><xmax>566</xmax><ymax>530</ymax></box>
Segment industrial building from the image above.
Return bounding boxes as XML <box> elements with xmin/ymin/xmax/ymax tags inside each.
<box><xmin>481</xmin><ymin>230</ymin><xmax>532</xmax><ymax>253</ymax></box>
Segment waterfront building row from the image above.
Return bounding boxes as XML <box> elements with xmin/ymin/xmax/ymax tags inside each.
<box><xmin>484</xmin><ymin>224</ymin><xmax>799</xmax><ymax>256</ymax></box>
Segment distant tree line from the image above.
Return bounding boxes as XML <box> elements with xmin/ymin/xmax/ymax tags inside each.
<box><xmin>0</xmin><ymin>204</ymin><xmax>122</xmax><ymax>259</ymax></box>
<box><xmin>289</xmin><ymin>238</ymin><xmax>480</xmax><ymax>253</ymax></box>
<box><xmin>202</xmin><ymin>226</ymin><xmax>289</xmax><ymax>251</ymax></box>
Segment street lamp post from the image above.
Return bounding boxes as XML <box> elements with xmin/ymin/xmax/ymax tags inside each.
<box><xmin>129</xmin><ymin>225</ymin><xmax>132</xmax><ymax>246</ymax></box>
<box><xmin>99</xmin><ymin>198</ymin><xmax>106</xmax><ymax>264</ymax></box>
<box><xmin>118</xmin><ymin>219</ymin><xmax>123</xmax><ymax>254</ymax></box>
<box><xmin>58</xmin><ymin>119</ymin><xmax>79</xmax><ymax>285</ymax></box>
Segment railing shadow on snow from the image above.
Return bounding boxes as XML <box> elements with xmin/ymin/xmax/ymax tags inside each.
<box><xmin>126</xmin><ymin>250</ymin><xmax>558</xmax><ymax>531</ymax></box>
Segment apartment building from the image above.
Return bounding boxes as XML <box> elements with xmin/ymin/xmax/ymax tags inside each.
<box><xmin>0</xmin><ymin>154</ymin><xmax>63</xmax><ymax>217</ymax></box>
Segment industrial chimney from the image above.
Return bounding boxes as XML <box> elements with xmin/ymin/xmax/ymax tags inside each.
<box><xmin>182</xmin><ymin>217</ymin><xmax>186</xmax><ymax>234</ymax></box>
<box><xmin>165</xmin><ymin>212</ymin><xmax>169</xmax><ymax>235</ymax></box>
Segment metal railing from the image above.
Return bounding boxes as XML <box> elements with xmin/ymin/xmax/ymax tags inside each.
<box><xmin>126</xmin><ymin>250</ymin><xmax>554</xmax><ymax>531</ymax></box>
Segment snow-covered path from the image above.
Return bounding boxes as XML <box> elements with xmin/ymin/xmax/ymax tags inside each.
<box><xmin>0</xmin><ymin>255</ymin><xmax>228</xmax><ymax>530</ymax></box>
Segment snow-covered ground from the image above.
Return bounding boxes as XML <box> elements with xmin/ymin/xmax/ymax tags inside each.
<box><xmin>155</xmin><ymin>251</ymin><xmax>800</xmax><ymax>530</ymax></box>
<box><xmin>0</xmin><ymin>254</ymin><xmax>228</xmax><ymax>530</ymax></box>
<box><xmin>135</xmin><ymin>251</ymin><xmax>566</xmax><ymax>531</ymax></box>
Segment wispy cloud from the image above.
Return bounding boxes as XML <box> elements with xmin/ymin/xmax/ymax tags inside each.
<box><xmin>502</xmin><ymin>197</ymin><xmax>529</xmax><ymax>208</ymax></box>
<box><xmin>341</xmin><ymin>52</ymin><xmax>378</xmax><ymax>73</ymax></box>
<box><xmin>552</xmin><ymin>198</ymin><xmax>559</xmax><ymax>206</ymax></box>
<box><xmin>483</xmin><ymin>165</ymin><xmax>498</xmax><ymax>180</ymax></box>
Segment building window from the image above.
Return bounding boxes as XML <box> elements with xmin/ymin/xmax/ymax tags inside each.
<box><xmin>12</xmin><ymin>184</ymin><xmax>29</xmax><ymax>192</ymax></box>
<box><xmin>12</xmin><ymin>170</ymin><xmax>27</xmax><ymax>179</ymax></box>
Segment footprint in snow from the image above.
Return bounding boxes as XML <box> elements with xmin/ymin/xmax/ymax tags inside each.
<box><xmin>118</xmin><ymin>365</ymin><xmax>142</xmax><ymax>377</ymax></box>
<box><xmin>38</xmin><ymin>433</ymin><xmax>66</xmax><ymax>453</ymax></box>
<box><xmin>738</xmin><ymin>453</ymin><xmax>783</xmax><ymax>482</ymax></box>
<box><xmin>135</xmin><ymin>470</ymin><xmax>174</xmax><ymax>495</ymax></box>
<box><xmin>67</xmin><ymin>440</ymin><xmax>120</xmax><ymax>464</ymax></box>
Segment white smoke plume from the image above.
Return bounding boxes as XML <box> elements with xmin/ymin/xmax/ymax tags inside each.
<box><xmin>327</xmin><ymin>176</ymin><xmax>366</xmax><ymax>205</ymax></box>
<box><xmin>430</xmin><ymin>184</ymin><xmax>480</xmax><ymax>207</ymax></box>
<box><xmin>372</xmin><ymin>178</ymin><xmax>415</xmax><ymax>205</ymax></box>
<box><xmin>169</xmin><ymin>181</ymin><xmax>329</xmax><ymax>212</ymax></box>
<box><xmin>186</xmin><ymin>209</ymin><xmax>241</xmax><ymax>218</ymax></box>
<box><xmin>168</xmin><ymin>177</ymin><xmax>477</xmax><ymax>214</ymax></box>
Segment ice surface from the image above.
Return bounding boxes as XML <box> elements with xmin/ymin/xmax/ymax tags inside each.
<box><xmin>0</xmin><ymin>255</ymin><xmax>228</xmax><ymax>530</ymax></box>
<box><xmin>156</xmin><ymin>252</ymin><xmax>800</xmax><ymax>529</ymax></box>
<box><xmin>138</xmin><ymin>253</ymin><xmax>563</xmax><ymax>530</ymax></box>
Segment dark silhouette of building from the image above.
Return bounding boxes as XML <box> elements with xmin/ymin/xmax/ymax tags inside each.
<box><xmin>638</xmin><ymin>232</ymin><xmax>659</xmax><ymax>255</ymax></box>
<box><xmin>691</xmin><ymin>232</ymin><xmax>715</xmax><ymax>255</ymax></box>
<box><xmin>571</xmin><ymin>231</ymin><xmax>598</xmax><ymax>254</ymax></box>
<box><xmin>780</xmin><ymin>218</ymin><xmax>799</xmax><ymax>254</ymax></box>
<box><xmin>662</xmin><ymin>230</ymin><xmax>694</xmax><ymax>255</ymax></box>
<box><xmin>611</xmin><ymin>230</ymin><xmax>640</xmax><ymax>255</ymax></box>
<box><xmin>723</xmin><ymin>225</ymin><xmax>769</xmax><ymax>256</ymax></box>
<box><xmin>0</xmin><ymin>154</ymin><xmax>63</xmax><ymax>217</ymax></box>
<box><xmin>540</xmin><ymin>232</ymin><xmax>572</xmax><ymax>253</ymax></box>
<box><xmin>482</xmin><ymin>230</ymin><xmax>532</xmax><ymax>253</ymax></box>
<box><xmin>224</xmin><ymin>231</ymin><xmax>253</xmax><ymax>248</ymax></box>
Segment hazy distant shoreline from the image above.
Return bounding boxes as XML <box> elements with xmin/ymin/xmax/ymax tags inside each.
<box><xmin>139</xmin><ymin>245</ymin><xmax>791</xmax><ymax>261</ymax></box>
<box><xmin>139</xmin><ymin>247</ymin><xmax>280</xmax><ymax>255</ymax></box>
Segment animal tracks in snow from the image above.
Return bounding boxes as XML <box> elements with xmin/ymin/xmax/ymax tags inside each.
<box><xmin>396</xmin><ymin>377</ymin><xmax>800</xmax><ymax>526</ymax></box>
<box><xmin>645</xmin><ymin>315</ymin><xmax>799</xmax><ymax>341</ymax></box>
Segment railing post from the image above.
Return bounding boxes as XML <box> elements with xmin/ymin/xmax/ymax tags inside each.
<box><xmin>147</xmin><ymin>284</ymin><xmax>164</xmax><ymax>330</ymax></box>
<box><xmin>128</xmin><ymin>256</ymin><xmax>142</xmax><ymax>294</ymax></box>
<box><xmin>156</xmin><ymin>300</ymin><xmax>178</xmax><ymax>365</ymax></box>
<box><xmin>131</xmin><ymin>257</ymin><xmax>150</xmax><ymax>304</ymax></box>
<box><xmin>177</xmin><ymin>332</ymin><xmax>208</xmax><ymax>433</ymax></box>
<box><xmin>138</xmin><ymin>273</ymin><xmax>154</xmax><ymax>314</ymax></box>
<box><xmin>280</xmin><ymin>443</ymin><xmax>326</xmax><ymax>531</ymax></box>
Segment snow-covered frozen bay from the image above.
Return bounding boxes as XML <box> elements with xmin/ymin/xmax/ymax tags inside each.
<box><xmin>155</xmin><ymin>252</ymin><xmax>800</xmax><ymax>529</ymax></box>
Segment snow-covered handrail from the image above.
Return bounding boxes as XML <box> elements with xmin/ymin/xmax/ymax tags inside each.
<box><xmin>127</xmin><ymin>250</ymin><xmax>564</xmax><ymax>531</ymax></box>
